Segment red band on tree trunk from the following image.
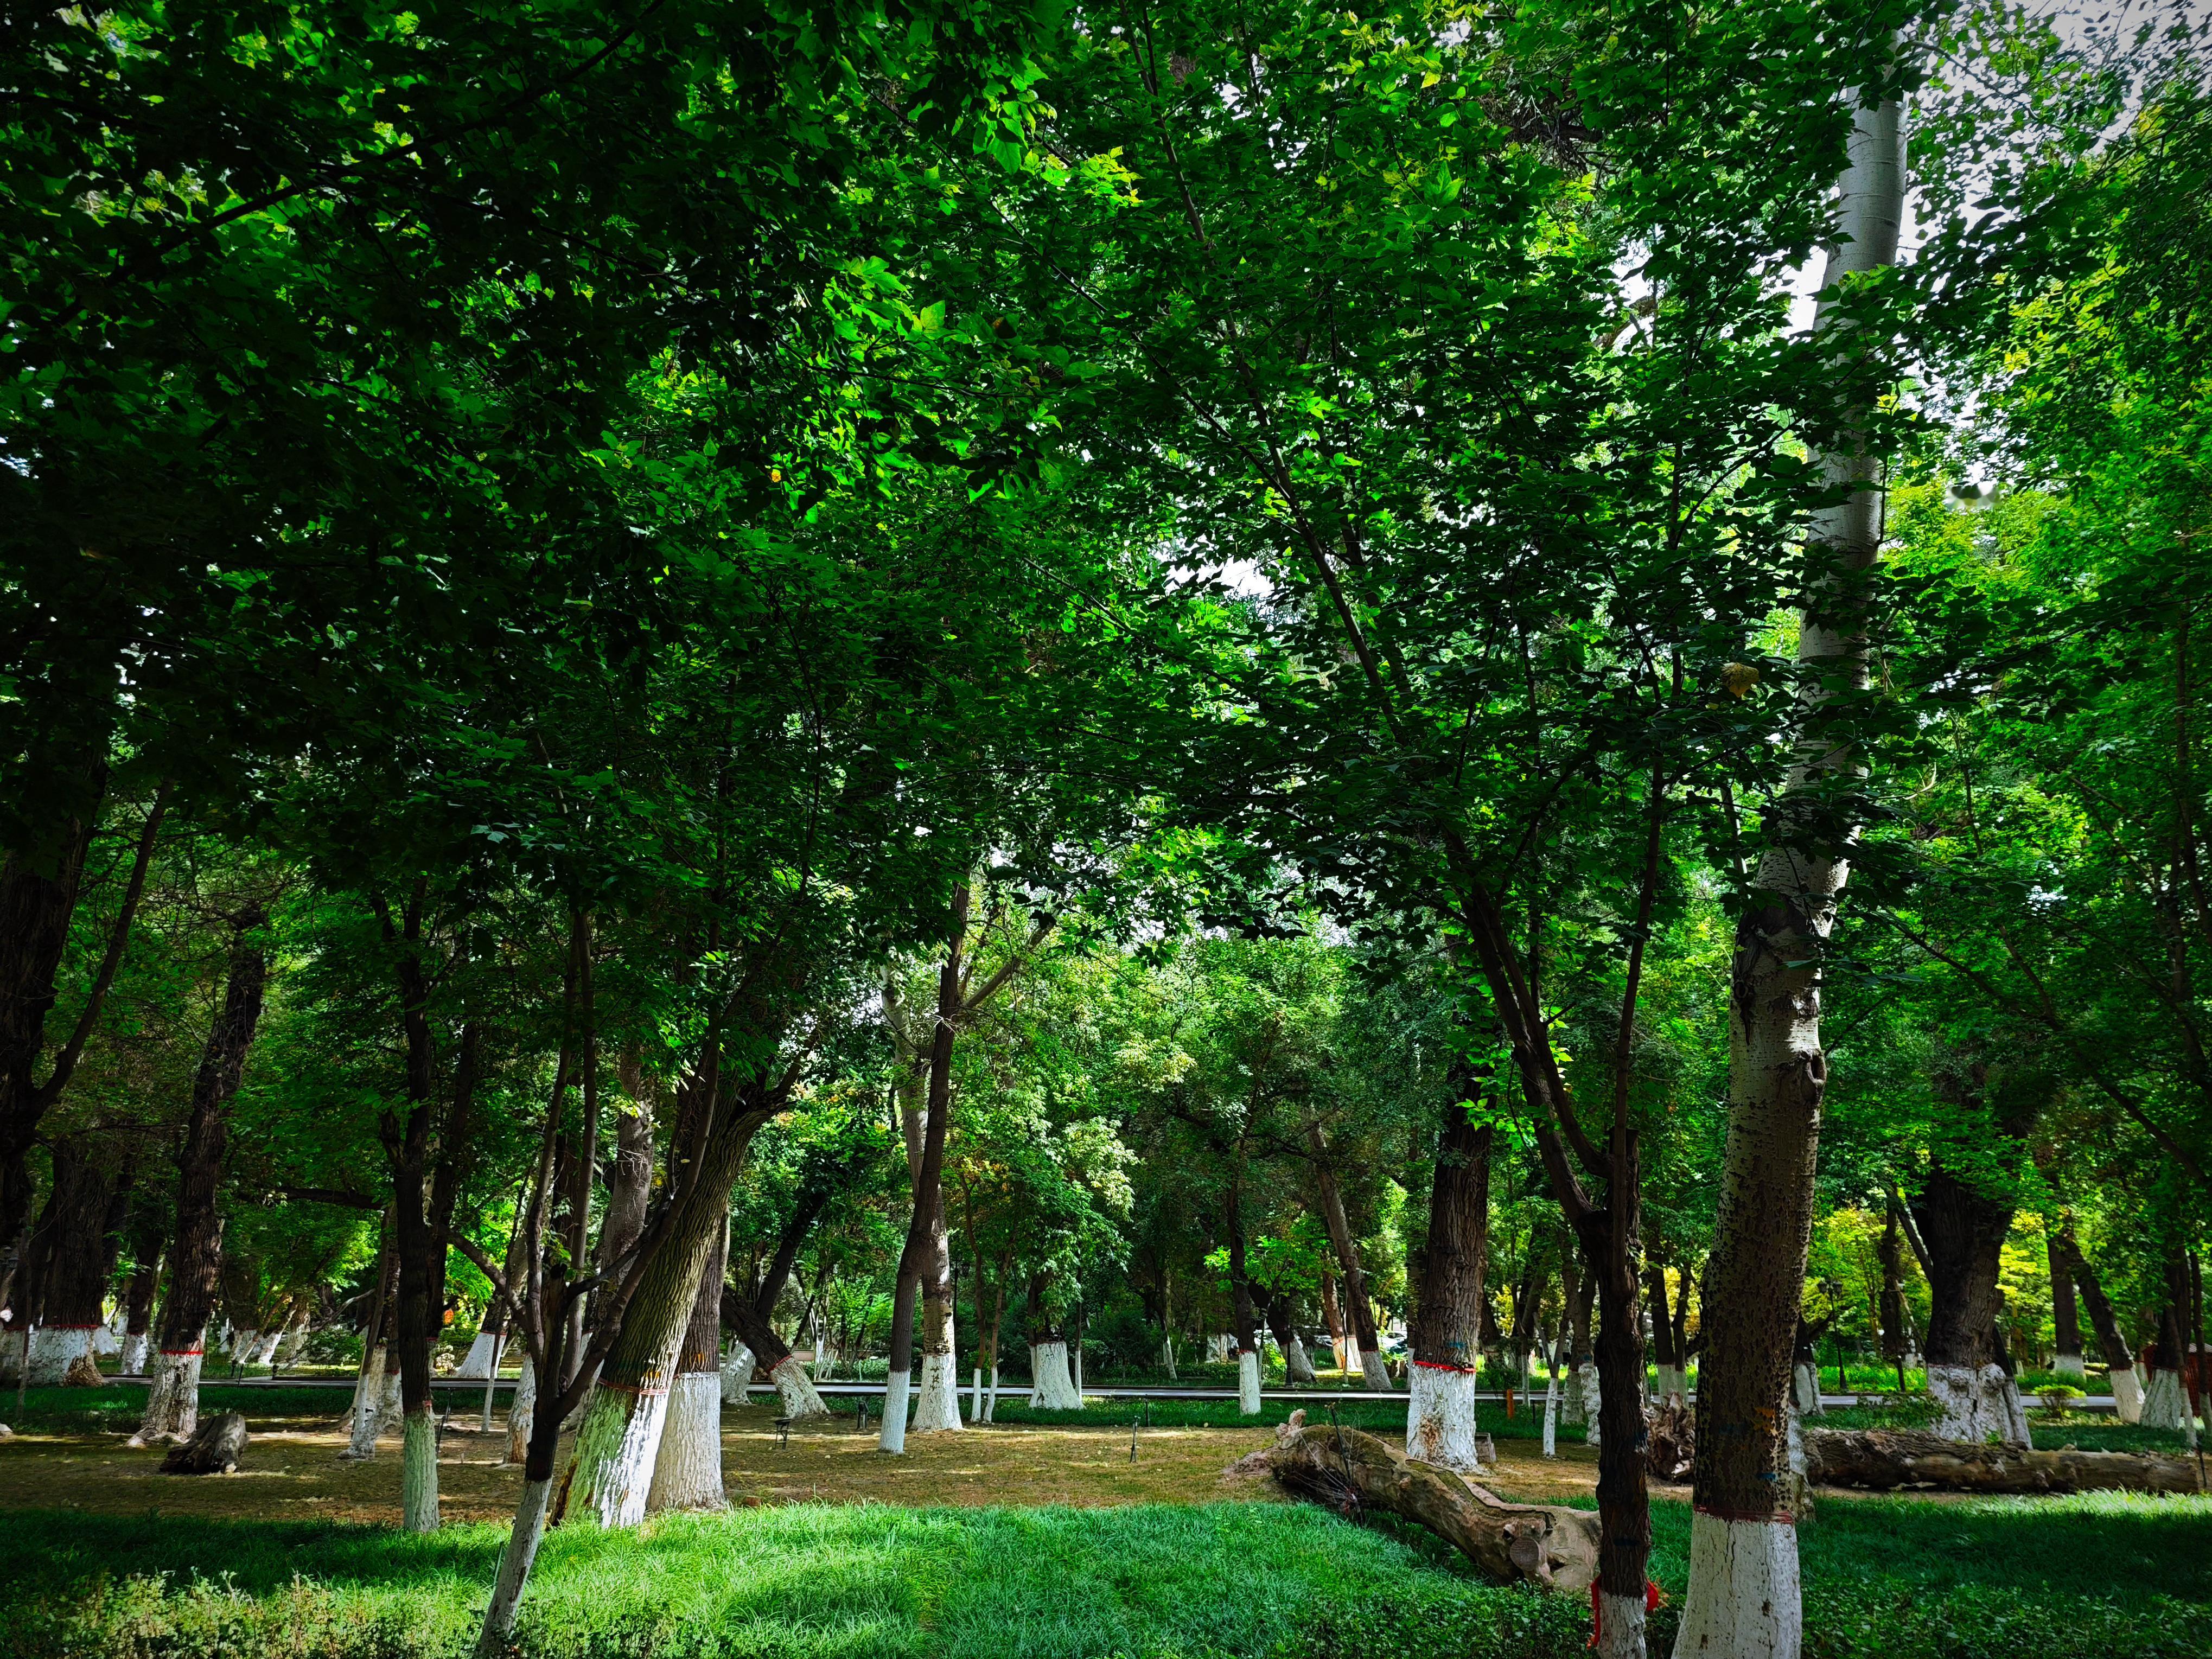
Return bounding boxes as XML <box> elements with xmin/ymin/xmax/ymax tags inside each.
<box><xmin>161</xmin><ymin>1346</ymin><xmax>205</xmax><ymax>1357</ymax></box>
<box><xmin>1413</xmin><ymin>1357</ymin><xmax>1479</xmax><ymax>1373</ymax></box>
<box><xmin>1692</xmin><ymin>1502</ymin><xmax>1796</xmax><ymax>1526</ymax></box>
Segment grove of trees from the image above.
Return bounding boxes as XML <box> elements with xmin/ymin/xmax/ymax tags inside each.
<box><xmin>4</xmin><ymin>2</ymin><xmax>2209</xmax><ymax>1657</ymax></box>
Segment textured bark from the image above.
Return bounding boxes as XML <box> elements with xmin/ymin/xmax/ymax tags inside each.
<box><xmin>1258</xmin><ymin>1418</ymin><xmax>1598</xmax><ymax>1591</ymax></box>
<box><xmin>1411</xmin><ymin>1088</ymin><xmax>1492</xmax><ymax>1433</ymax></box>
<box><xmin>1805</xmin><ymin>1427</ymin><xmax>2197</xmax><ymax>1494</ymax></box>
<box><xmin>160</xmin><ymin>1410</ymin><xmax>248</xmax><ymax>1474</ymax></box>
<box><xmin>1266</xmin><ymin>1291</ymin><xmax>1316</xmax><ymax>1384</ymax></box>
<box><xmin>1679</xmin><ymin>75</ymin><xmax>1903</xmax><ymax>1659</ymax></box>
<box><xmin>1319</xmin><ymin>1271</ymin><xmax>1348</xmax><ymax>1374</ymax></box>
<box><xmin>1309</xmin><ymin>1126</ymin><xmax>1385</xmax><ymax>1386</ymax></box>
<box><xmin>131</xmin><ymin>920</ymin><xmax>265</xmax><ymax>1445</ymax></box>
<box><xmin>646</xmin><ymin>1225</ymin><xmax>728</xmax><ymax>1513</ymax></box>
<box><xmin>2048</xmin><ymin>1233</ymin><xmax>2083</xmax><ymax>1376</ymax></box>
<box><xmin>22</xmin><ymin>1138</ymin><xmax>131</xmax><ymax>1380</ymax></box>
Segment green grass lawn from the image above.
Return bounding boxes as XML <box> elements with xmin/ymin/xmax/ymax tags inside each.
<box><xmin>7</xmin><ymin>1488</ymin><xmax>2210</xmax><ymax>1659</ymax></box>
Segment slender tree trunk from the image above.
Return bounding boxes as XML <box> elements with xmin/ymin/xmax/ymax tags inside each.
<box><xmin>1675</xmin><ymin>71</ymin><xmax>1903</xmax><ymax>1659</ymax></box>
<box><xmin>120</xmin><ymin>1222</ymin><xmax>162</xmax><ymax>1376</ymax></box>
<box><xmin>1267</xmin><ymin>1291</ymin><xmax>1316</xmax><ymax>1385</ymax></box>
<box><xmin>1408</xmin><ymin>1079</ymin><xmax>1493</xmax><ymax>1470</ymax></box>
<box><xmin>1319</xmin><ymin>1271</ymin><xmax>1347</xmax><ymax>1377</ymax></box>
<box><xmin>131</xmin><ymin>917</ymin><xmax>266</xmax><ymax>1446</ymax></box>
<box><xmin>1309</xmin><ymin>1126</ymin><xmax>1388</xmax><ymax>1390</ymax></box>
<box><xmin>2061</xmin><ymin>1230</ymin><xmax>2140</xmax><ymax>1420</ymax></box>
<box><xmin>2048</xmin><ymin>1232</ymin><xmax>2084</xmax><ymax>1379</ymax></box>
<box><xmin>1227</xmin><ymin>1171</ymin><xmax>1261</xmax><ymax>1416</ymax></box>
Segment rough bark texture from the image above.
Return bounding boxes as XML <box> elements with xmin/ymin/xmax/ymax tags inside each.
<box><xmin>2048</xmin><ymin>1233</ymin><xmax>2083</xmax><ymax>1377</ymax></box>
<box><xmin>161</xmin><ymin>1410</ymin><xmax>248</xmax><ymax>1474</ymax></box>
<box><xmin>1255</xmin><ymin>1417</ymin><xmax>1598</xmax><ymax>1592</ymax></box>
<box><xmin>646</xmin><ymin>1227</ymin><xmax>728</xmax><ymax>1513</ymax></box>
<box><xmin>1410</xmin><ymin>1088</ymin><xmax>1492</xmax><ymax>1463</ymax></box>
<box><xmin>1309</xmin><ymin>1126</ymin><xmax>1385</xmax><ymax>1389</ymax></box>
<box><xmin>131</xmin><ymin>921</ymin><xmax>266</xmax><ymax>1445</ymax></box>
<box><xmin>1678</xmin><ymin>79</ymin><xmax>1903</xmax><ymax>1659</ymax></box>
<box><xmin>1804</xmin><ymin>1427</ymin><xmax>2197</xmax><ymax>1494</ymax></box>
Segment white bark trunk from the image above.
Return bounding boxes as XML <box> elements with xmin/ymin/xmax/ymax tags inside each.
<box><xmin>1792</xmin><ymin>1361</ymin><xmax>1822</xmax><ymax>1416</ymax></box>
<box><xmin>456</xmin><ymin>1331</ymin><xmax>500</xmax><ymax>1380</ymax></box>
<box><xmin>1238</xmin><ymin>1349</ymin><xmax>1263</xmax><ymax>1415</ymax></box>
<box><xmin>1162</xmin><ymin>1335</ymin><xmax>1178</xmax><ymax>1380</ymax></box>
<box><xmin>378</xmin><ymin>1367</ymin><xmax>403</xmax><ymax>1435</ymax></box>
<box><xmin>1406</xmin><ymin>1364</ymin><xmax>1485</xmax><ymax>1470</ymax></box>
<box><xmin>911</xmin><ymin>1351</ymin><xmax>963</xmax><ymax>1432</ymax></box>
<box><xmin>402</xmin><ymin>1406</ymin><xmax>440</xmax><ymax>1532</ymax></box>
<box><xmin>1337</xmin><ymin>1332</ymin><xmax>1360</xmax><ymax>1379</ymax></box>
<box><xmin>2052</xmin><ymin>1352</ymin><xmax>2086</xmax><ymax>1380</ymax></box>
<box><xmin>1073</xmin><ymin>1341</ymin><xmax>1085</xmax><ymax>1399</ymax></box>
<box><xmin>1031</xmin><ymin>1339</ymin><xmax>1081</xmax><ymax>1409</ymax></box>
<box><xmin>345</xmin><ymin>1344</ymin><xmax>388</xmax><ymax>1459</ymax></box>
<box><xmin>971</xmin><ymin>1366</ymin><xmax>984</xmax><ymax>1421</ymax></box>
<box><xmin>721</xmin><ymin>1344</ymin><xmax>755</xmax><ymax>1406</ymax></box>
<box><xmin>1597</xmin><ymin>1590</ymin><xmax>1647</xmax><ymax>1659</ymax></box>
<box><xmin>129</xmin><ymin>1347</ymin><xmax>204</xmax><ymax>1445</ymax></box>
<box><xmin>27</xmin><ymin>1325</ymin><xmax>95</xmax><ymax>1386</ymax></box>
<box><xmin>275</xmin><ymin>1315</ymin><xmax>311</xmax><ymax>1368</ymax></box>
<box><xmin>120</xmin><ymin>1331</ymin><xmax>150</xmax><ymax>1376</ymax></box>
<box><xmin>505</xmin><ymin>1356</ymin><xmax>536</xmax><ymax>1465</ymax></box>
<box><xmin>1671</xmin><ymin>1511</ymin><xmax>1803</xmax><ymax>1659</ymax></box>
<box><xmin>879</xmin><ymin>1371</ymin><xmax>911</xmax><ymax>1453</ymax></box>
<box><xmin>646</xmin><ymin>1370</ymin><xmax>726</xmax><ymax>1512</ymax></box>
<box><xmin>563</xmin><ymin>1374</ymin><xmax>675</xmax><ymax>1528</ymax></box>
<box><xmin>228</xmin><ymin>1329</ymin><xmax>259</xmax><ymax>1372</ymax></box>
<box><xmin>2112</xmin><ymin>1364</ymin><xmax>2145</xmax><ymax>1423</ymax></box>
<box><xmin>769</xmin><ymin>1354</ymin><xmax>830</xmax><ymax>1419</ymax></box>
<box><xmin>2141</xmin><ymin>1366</ymin><xmax>2185</xmax><ymax>1430</ymax></box>
<box><xmin>1579</xmin><ymin>1361</ymin><xmax>1603</xmax><ymax>1448</ymax></box>
<box><xmin>251</xmin><ymin>1327</ymin><xmax>284</xmax><ymax>1366</ymax></box>
<box><xmin>985</xmin><ymin>1361</ymin><xmax>1001</xmax><ymax>1421</ymax></box>
<box><xmin>474</xmin><ymin>1474</ymin><xmax>552</xmax><ymax>1659</ymax></box>
<box><xmin>1359</xmin><ymin>1348</ymin><xmax>1392</xmax><ymax>1392</ymax></box>
<box><xmin>1542</xmin><ymin>1362</ymin><xmax>1560</xmax><ymax>1458</ymax></box>
<box><xmin>1928</xmin><ymin>1362</ymin><xmax>2026</xmax><ymax>1445</ymax></box>
<box><xmin>1285</xmin><ymin>1334</ymin><xmax>1317</xmax><ymax>1385</ymax></box>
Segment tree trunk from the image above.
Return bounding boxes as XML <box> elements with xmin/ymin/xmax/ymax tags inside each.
<box><xmin>1678</xmin><ymin>74</ymin><xmax>1903</xmax><ymax>1656</ymax></box>
<box><xmin>120</xmin><ymin>1225</ymin><xmax>161</xmax><ymax>1376</ymax></box>
<box><xmin>647</xmin><ymin>1222</ymin><xmax>728</xmax><ymax>1513</ymax></box>
<box><xmin>1564</xmin><ymin>1259</ymin><xmax>1593</xmax><ymax>1424</ymax></box>
<box><xmin>723</xmin><ymin>1295</ymin><xmax>830</xmax><ymax>1418</ymax></box>
<box><xmin>2061</xmin><ymin>1230</ymin><xmax>2141</xmax><ymax>1420</ymax></box>
<box><xmin>1877</xmin><ymin>1201</ymin><xmax>1908</xmax><ymax>1376</ymax></box>
<box><xmin>1259</xmin><ymin>1418</ymin><xmax>1599</xmax><ymax>1591</ymax></box>
<box><xmin>2048</xmin><ymin>1232</ymin><xmax>2084</xmax><ymax>1379</ymax></box>
<box><xmin>1319</xmin><ymin>1271</ymin><xmax>1347</xmax><ymax>1376</ymax></box>
<box><xmin>1912</xmin><ymin>1073</ymin><xmax>2028</xmax><ymax>1445</ymax></box>
<box><xmin>505</xmin><ymin>1355</ymin><xmax>536</xmax><ymax>1465</ymax></box>
<box><xmin>131</xmin><ymin>917</ymin><xmax>266</xmax><ymax>1446</ymax></box>
<box><xmin>1309</xmin><ymin>1126</ymin><xmax>1387</xmax><ymax>1390</ymax></box>
<box><xmin>1408</xmin><ymin>1085</ymin><xmax>1492</xmax><ymax>1471</ymax></box>
<box><xmin>1267</xmin><ymin>1291</ymin><xmax>1317</xmax><ymax>1384</ymax></box>
<box><xmin>1805</xmin><ymin>1427</ymin><xmax>2197</xmax><ymax>1494</ymax></box>
<box><xmin>24</xmin><ymin>1138</ymin><xmax>131</xmax><ymax>1383</ymax></box>
<box><xmin>1227</xmin><ymin>1171</ymin><xmax>1263</xmax><ymax>1416</ymax></box>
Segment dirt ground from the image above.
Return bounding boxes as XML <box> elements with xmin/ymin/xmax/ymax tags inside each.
<box><xmin>0</xmin><ymin>1399</ymin><xmax>1607</xmax><ymax>1527</ymax></box>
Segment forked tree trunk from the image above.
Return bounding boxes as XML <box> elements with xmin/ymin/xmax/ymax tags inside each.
<box><xmin>647</xmin><ymin>1225</ymin><xmax>728</xmax><ymax>1513</ymax></box>
<box><xmin>1675</xmin><ymin>69</ymin><xmax>1903</xmax><ymax>1659</ymax></box>
<box><xmin>1267</xmin><ymin>1291</ymin><xmax>1317</xmax><ymax>1385</ymax></box>
<box><xmin>1408</xmin><ymin>1083</ymin><xmax>1493</xmax><ymax>1471</ymax></box>
<box><xmin>131</xmin><ymin>920</ymin><xmax>266</xmax><ymax>1446</ymax></box>
<box><xmin>724</xmin><ymin>1296</ymin><xmax>831</xmax><ymax>1418</ymax></box>
<box><xmin>1310</xmin><ymin>1127</ymin><xmax>1388</xmax><ymax>1390</ymax></box>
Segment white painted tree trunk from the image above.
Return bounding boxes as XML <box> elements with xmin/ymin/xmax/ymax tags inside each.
<box><xmin>1928</xmin><ymin>1362</ymin><xmax>2026</xmax><ymax>1445</ymax></box>
<box><xmin>2053</xmin><ymin>1352</ymin><xmax>2086</xmax><ymax>1380</ymax></box>
<box><xmin>378</xmin><ymin>1367</ymin><xmax>404</xmax><ymax>1435</ymax></box>
<box><xmin>911</xmin><ymin>1351</ymin><xmax>964</xmax><ymax>1432</ymax></box>
<box><xmin>2141</xmin><ymin>1366</ymin><xmax>2185</xmax><ymax>1430</ymax></box>
<box><xmin>2112</xmin><ymin>1364</ymin><xmax>2145</xmax><ymax>1423</ymax></box>
<box><xmin>1792</xmin><ymin>1361</ymin><xmax>1822</xmax><ymax>1416</ymax></box>
<box><xmin>474</xmin><ymin>1474</ymin><xmax>552</xmax><ymax>1659</ymax></box>
<box><xmin>985</xmin><ymin>1362</ymin><xmax>1001</xmax><ymax>1421</ymax></box>
<box><xmin>505</xmin><ymin>1356</ymin><xmax>536</xmax><ymax>1465</ymax></box>
<box><xmin>228</xmin><ymin>1329</ymin><xmax>258</xmax><ymax>1373</ymax></box>
<box><xmin>769</xmin><ymin>1354</ymin><xmax>831</xmax><ymax>1419</ymax></box>
<box><xmin>1285</xmin><ymin>1334</ymin><xmax>1317</xmax><ymax>1385</ymax></box>
<box><xmin>27</xmin><ymin>1325</ymin><xmax>95</xmax><ymax>1386</ymax></box>
<box><xmin>1237</xmin><ymin>1349</ymin><xmax>1263</xmax><ymax>1415</ymax></box>
<box><xmin>813</xmin><ymin>1342</ymin><xmax>836</xmax><ymax>1382</ymax></box>
<box><xmin>402</xmin><ymin>1406</ymin><xmax>440</xmax><ymax>1532</ymax></box>
<box><xmin>1542</xmin><ymin>1362</ymin><xmax>1560</xmax><ymax>1457</ymax></box>
<box><xmin>1655</xmin><ymin>1364</ymin><xmax>1686</xmax><ymax>1401</ymax></box>
<box><xmin>971</xmin><ymin>1366</ymin><xmax>984</xmax><ymax>1421</ymax></box>
<box><xmin>1597</xmin><ymin>1590</ymin><xmax>1647</xmax><ymax>1659</ymax></box>
<box><xmin>0</xmin><ymin>1327</ymin><xmax>25</xmax><ymax>1384</ymax></box>
<box><xmin>1578</xmin><ymin>1361</ymin><xmax>1604</xmax><ymax>1449</ymax></box>
<box><xmin>252</xmin><ymin>1327</ymin><xmax>285</xmax><ymax>1366</ymax></box>
<box><xmin>275</xmin><ymin>1315</ymin><xmax>311</xmax><ymax>1368</ymax></box>
<box><xmin>646</xmin><ymin>1370</ymin><xmax>726</xmax><ymax>1512</ymax></box>
<box><xmin>1073</xmin><ymin>1342</ymin><xmax>1085</xmax><ymax>1399</ymax></box>
<box><xmin>343</xmin><ymin>1344</ymin><xmax>388</xmax><ymax>1458</ymax></box>
<box><xmin>879</xmin><ymin>1371</ymin><xmax>911</xmax><ymax>1453</ymax></box>
<box><xmin>1031</xmin><ymin>1340</ymin><xmax>1081</xmax><ymax>1409</ymax></box>
<box><xmin>456</xmin><ymin>1331</ymin><xmax>500</xmax><ymax>1380</ymax></box>
<box><xmin>120</xmin><ymin>1331</ymin><xmax>149</xmax><ymax>1376</ymax></box>
<box><xmin>130</xmin><ymin>1347</ymin><xmax>205</xmax><ymax>1445</ymax></box>
<box><xmin>480</xmin><ymin>1335</ymin><xmax>505</xmax><ymax>1432</ymax></box>
<box><xmin>1359</xmin><ymin>1348</ymin><xmax>1392</xmax><ymax>1392</ymax></box>
<box><xmin>1671</xmin><ymin>1511</ymin><xmax>1803</xmax><ymax>1659</ymax></box>
<box><xmin>1337</xmin><ymin>1332</ymin><xmax>1359</xmax><ymax>1379</ymax></box>
<box><xmin>721</xmin><ymin>1343</ymin><xmax>755</xmax><ymax>1405</ymax></box>
<box><xmin>1406</xmin><ymin>1364</ymin><xmax>1484</xmax><ymax>1470</ymax></box>
<box><xmin>563</xmin><ymin>1372</ymin><xmax>676</xmax><ymax>1529</ymax></box>
<box><xmin>1564</xmin><ymin>1366</ymin><xmax>1585</xmax><ymax>1424</ymax></box>
<box><xmin>1162</xmin><ymin>1335</ymin><xmax>1178</xmax><ymax>1380</ymax></box>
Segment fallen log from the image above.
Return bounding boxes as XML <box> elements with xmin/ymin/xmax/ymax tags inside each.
<box><xmin>1804</xmin><ymin>1427</ymin><xmax>2200</xmax><ymax>1495</ymax></box>
<box><xmin>160</xmin><ymin>1411</ymin><xmax>248</xmax><ymax>1475</ymax></box>
<box><xmin>1243</xmin><ymin>1412</ymin><xmax>1600</xmax><ymax>1591</ymax></box>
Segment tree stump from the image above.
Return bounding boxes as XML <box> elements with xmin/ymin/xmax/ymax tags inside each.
<box><xmin>160</xmin><ymin>1411</ymin><xmax>248</xmax><ymax>1474</ymax></box>
<box><xmin>1803</xmin><ymin>1427</ymin><xmax>2199</xmax><ymax>1495</ymax></box>
<box><xmin>61</xmin><ymin>1349</ymin><xmax>103</xmax><ymax>1388</ymax></box>
<box><xmin>1243</xmin><ymin>1412</ymin><xmax>1599</xmax><ymax>1591</ymax></box>
<box><xmin>1646</xmin><ymin>1398</ymin><xmax>1693</xmax><ymax>1482</ymax></box>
